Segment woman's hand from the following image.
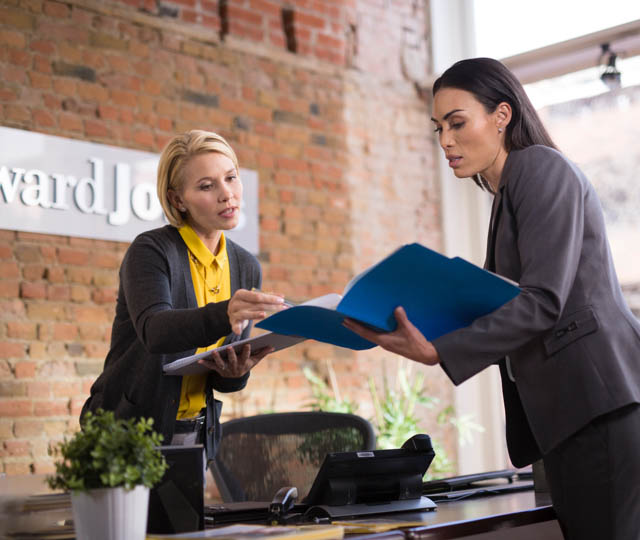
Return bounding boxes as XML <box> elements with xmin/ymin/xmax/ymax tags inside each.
<box><xmin>227</xmin><ymin>289</ymin><xmax>288</xmax><ymax>335</ymax></box>
<box><xmin>342</xmin><ymin>306</ymin><xmax>440</xmax><ymax>366</ymax></box>
<box><xmin>197</xmin><ymin>344</ymin><xmax>274</xmax><ymax>378</ymax></box>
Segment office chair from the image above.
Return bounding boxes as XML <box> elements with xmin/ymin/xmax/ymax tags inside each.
<box><xmin>210</xmin><ymin>411</ymin><xmax>376</xmax><ymax>502</ymax></box>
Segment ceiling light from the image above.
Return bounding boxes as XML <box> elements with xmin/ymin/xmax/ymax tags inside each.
<box><xmin>600</xmin><ymin>43</ymin><xmax>622</xmax><ymax>90</ymax></box>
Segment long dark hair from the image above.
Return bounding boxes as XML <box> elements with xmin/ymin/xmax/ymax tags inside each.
<box><xmin>433</xmin><ymin>57</ymin><xmax>557</xmax><ymax>189</ymax></box>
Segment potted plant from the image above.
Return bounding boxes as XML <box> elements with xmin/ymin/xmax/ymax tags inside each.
<box><xmin>47</xmin><ymin>409</ymin><xmax>168</xmax><ymax>540</ymax></box>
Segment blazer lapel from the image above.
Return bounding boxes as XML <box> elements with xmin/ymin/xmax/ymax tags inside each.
<box><xmin>484</xmin><ymin>186</ymin><xmax>505</xmax><ymax>272</ymax></box>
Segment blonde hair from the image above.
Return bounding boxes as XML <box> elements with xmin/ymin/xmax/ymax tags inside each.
<box><xmin>157</xmin><ymin>130</ymin><xmax>240</xmax><ymax>227</ymax></box>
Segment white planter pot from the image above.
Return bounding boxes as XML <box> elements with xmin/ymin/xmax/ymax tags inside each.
<box><xmin>71</xmin><ymin>485</ymin><xmax>149</xmax><ymax>540</ymax></box>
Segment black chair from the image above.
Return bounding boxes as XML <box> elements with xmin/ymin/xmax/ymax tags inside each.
<box><xmin>210</xmin><ymin>412</ymin><xmax>376</xmax><ymax>502</ymax></box>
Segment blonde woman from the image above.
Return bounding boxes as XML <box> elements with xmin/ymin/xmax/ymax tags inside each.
<box><xmin>83</xmin><ymin>130</ymin><xmax>285</xmax><ymax>461</ymax></box>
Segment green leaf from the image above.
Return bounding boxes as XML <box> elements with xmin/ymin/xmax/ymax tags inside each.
<box><xmin>46</xmin><ymin>409</ymin><xmax>168</xmax><ymax>492</ymax></box>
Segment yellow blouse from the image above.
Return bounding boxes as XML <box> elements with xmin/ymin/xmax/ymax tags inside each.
<box><xmin>176</xmin><ymin>225</ymin><xmax>231</xmax><ymax>419</ymax></box>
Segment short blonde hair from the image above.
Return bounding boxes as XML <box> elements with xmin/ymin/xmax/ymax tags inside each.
<box><xmin>157</xmin><ymin>130</ymin><xmax>240</xmax><ymax>227</ymax></box>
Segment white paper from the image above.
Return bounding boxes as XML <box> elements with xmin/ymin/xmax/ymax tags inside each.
<box><xmin>163</xmin><ymin>332</ymin><xmax>306</xmax><ymax>376</ymax></box>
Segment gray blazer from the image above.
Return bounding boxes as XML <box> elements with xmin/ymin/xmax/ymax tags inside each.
<box><xmin>82</xmin><ymin>225</ymin><xmax>261</xmax><ymax>459</ymax></box>
<box><xmin>433</xmin><ymin>145</ymin><xmax>640</xmax><ymax>467</ymax></box>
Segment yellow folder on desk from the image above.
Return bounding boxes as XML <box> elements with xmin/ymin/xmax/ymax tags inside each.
<box><xmin>147</xmin><ymin>523</ymin><xmax>344</xmax><ymax>540</ymax></box>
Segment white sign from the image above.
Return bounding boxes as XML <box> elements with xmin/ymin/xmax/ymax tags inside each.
<box><xmin>0</xmin><ymin>126</ymin><xmax>259</xmax><ymax>253</ymax></box>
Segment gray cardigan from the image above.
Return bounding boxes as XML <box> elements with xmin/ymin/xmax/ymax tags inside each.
<box><xmin>434</xmin><ymin>146</ymin><xmax>640</xmax><ymax>466</ymax></box>
<box><xmin>82</xmin><ymin>225</ymin><xmax>261</xmax><ymax>459</ymax></box>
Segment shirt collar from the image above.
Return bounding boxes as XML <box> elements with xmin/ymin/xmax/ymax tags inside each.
<box><xmin>178</xmin><ymin>225</ymin><xmax>227</xmax><ymax>269</ymax></box>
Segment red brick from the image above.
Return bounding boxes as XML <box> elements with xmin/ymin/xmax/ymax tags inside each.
<box><xmin>9</xmin><ymin>48</ymin><xmax>30</xmax><ymax>67</ymax></box>
<box><xmin>0</xmin><ymin>29</ymin><xmax>26</xmax><ymax>49</ymax></box>
<box><xmin>33</xmin><ymin>108</ymin><xmax>56</xmax><ymax>127</ymax></box>
<box><xmin>14</xmin><ymin>361</ymin><xmax>38</xmax><ymax>379</ymax></box>
<box><xmin>296</xmin><ymin>12</ymin><xmax>326</xmax><ymax>29</ymax></box>
<box><xmin>30</xmin><ymin>39</ymin><xmax>55</xmax><ymax>55</ymax></box>
<box><xmin>25</xmin><ymin>303</ymin><xmax>65</xmax><ymax>321</ymax></box>
<box><xmin>33</xmin><ymin>54</ymin><xmax>52</xmax><ymax>74</ymax></box>
<box><xmin>92</xmin><ymin>288</ymin><xmax>117</xmax><ymax>304</ymax></box>
<box><xmin>133</xmin><ymin>130</ymin><xmax>155</xmax><ymax>148</ymax></box>
<box><xmin>228</xmin><ymin>5</ymin><xmax>263</xmax><ymax>25</ymax></box>
<box><xmin>0</xmin><ymin>399</ymin><xmax>32</xmax><ymax>417</ymax></box>
<box><xmin>70</xmin><ymin>396</ymin><xmax>86</xmax><ymax>417</ymax></box>
<box><xmin>73</xmin><ymin>306</ymin><xmax>110</xmax><ymax>324</ymax></box>
<box><xmin>5</xmin><ymin>104</ymin><xmax>31</xmax><ymax>122</ymax></box>
<box><xmin>317</xmin><ymin>33</ymin><xmax>344</xmax><ymax>50</ymax></box>
<box><xmin>57</xmin><ymin>248</ymin><xmax>88</xmax><ymax>266</ymax></box>
<box><xmin>20</xmin><ymin>282</ymin><xmax>46</xmax><ymax>299</ymax></box>
<box><xmin>249</xmin><ymin>0</ymin><xmax>280</xmax><ymax>17</ymax></box>
<box><xmin>52</xmin><ymin>381</ymin><xmax>81</xmax><ymax>397</ymax></box>
<box><xmin>29</xmin><ymin>71</ymin><xmax>51</xmax><ymax>89</ymax></box>
<box><xmin>231</xmin><ymin>21</ymin><xmax>265</xmax><ymax>42</ymax></box>
<box><xmin>47</xmin><ymin>285</ymin><xmax>70</xmax><ymax>301</ymax></box>
<box><xmin>3</xmin><ymin>462</ymin><xmax>32</xmax><ymax>475</ymax></box>
<box><xmin>0</xmin><ymin>262</ymin><xmax>19</xmax><ymax>278</ymax></box>
<box><xmin>34</xmin><ymin>399</ymin><xmax>69</xmax><ymax>417</ymax></box>
<box><xmin>66</xmin><ymin>267</ymin><xmax>93</xmax><ymax>285</ymax></box>
<box><xmin>84</xmin><ymin>119</ymin><xmax>111</xmax><ymax>138</ymax></box>
<box><xmin>84</xmin><ymin>342</ymin><xmax>108</xmax><ymax>358</ymax></box>
<box><xmin>52</xmin><ymin>323</ymin><xmax>78</xmax><ymax>341</ymax></box>
<box><xmin>44</xmin><ymin>1</ymin><xmax>71</xmax><ymax>18</ymax></box>
<box><xmin>52</xmin><ymin>78</ymin><xmax>76</xmax><ymax>96</ymax></box>
<box><xmin>77</xmin><ymin>81</ymin><xmax>109</xmax><ymax>102</ymax></box>
<box><xmin>0</xmin><ymin>244</ymin><xmax>13</xmax><ymax>259</ymax></box>
<box><xmin>27</xmin><ymin>381</ymin><xmax>50</xmax><ymax>398</ymax></box>
<box><xmin>70</xmin><ymin>285</ymin><xmax>91</xmax><ymax>303</ymax></box>
<box><xmin>45</xmin><ymin>266</ymin><xmax>66</xmax><ymax>283</ymax></box>
<box><xmin>4</xmin><ymin>440</ymin><xmax>30</xmax><ymax>457</ymax></box>
<box><xmin>33</xmin><ymin>461</ymin><xmax>56</xmax><ymax>475</ymax></box>
<box><xmin>0</xmin><ymin>340</ymin><xmax>25</xmax><ymax>359</ymax></box>
<box><xmin>7</xmin><ymin>323</ymin><xmax>37</xmax><ymax>341</ymax></box>
<box><xmin>13</xmin><ymin>419</ymin><xmax>43</xmax><ymax>438</ymax></box>
<box><xmin>110</xmin><ymin>89</ymin><xmax>137</xmax><ymax>108</ymax></box>
<box><xmin>58</xmin><ymin>113</ymin><xmax>83</xmax><ymax>132</ymax></box>
<box><xmin>0</xmin><ymin>300</ymin><xmax>25</xmax><ymax>320</ymax></box>
<box><xmin>276</xmin><ymin>156</ymin><xmax>309</xmax><ymax>173</ymax></box>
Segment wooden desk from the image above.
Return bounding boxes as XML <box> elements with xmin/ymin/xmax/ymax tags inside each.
<box><xmin>1</xmin><ymin>475</ymin><xmax>562</xmax><ymax>539</ymax></box>
<box><xmin>368</xmin><ymin>490</ymin><xmax>562</xmax><ymax>539</ymax></box>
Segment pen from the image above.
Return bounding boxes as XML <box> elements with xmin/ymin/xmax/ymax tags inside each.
<box><xmin>251</xmin><ymin>287</ymin><xmax>296</xmax><ymax>307</ymax></box>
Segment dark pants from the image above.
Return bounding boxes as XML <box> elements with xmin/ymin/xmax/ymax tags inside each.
<box><xmin>543</xmin><ymin>403</ymin><xmax>640</xmax><ymax>540</ymax></box>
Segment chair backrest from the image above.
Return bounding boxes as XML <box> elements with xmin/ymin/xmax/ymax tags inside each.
<box><xmin>210</xmin><ymin>412</ymin><xmax>376</xmax><ymax>503</ymax></box>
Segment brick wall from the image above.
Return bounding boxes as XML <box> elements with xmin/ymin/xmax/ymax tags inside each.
<box><xmin>0</xmin><ymin>0</ymin><xmax>455</xmax><ymax>476</ymax></box>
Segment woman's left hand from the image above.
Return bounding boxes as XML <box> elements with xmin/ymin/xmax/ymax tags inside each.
<box><xmin>197</xmin><ymin>344</ymin><xmax>274</xmax><ymax>378</ymax></box>
<box><xmin>342</xmin><ymin>306</ymin><xmax>440</xmax><ymax>366</ymax></box>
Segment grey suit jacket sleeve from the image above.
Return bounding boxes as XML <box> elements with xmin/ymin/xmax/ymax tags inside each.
<box><xmin>433</xmin><ymin>146</ymin><xmax>589</xmax><ymax>384</ymax></box>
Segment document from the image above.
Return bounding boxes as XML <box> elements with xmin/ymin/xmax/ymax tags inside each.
<box><xmin>163</xmin><ymin>332</ymin><xmax>307</xmax><ymax>376</ymax></box>
<box><xmin>256</xmin><ymin>243</ymin><xmax>520</xmax><ymax>350</ymax></box>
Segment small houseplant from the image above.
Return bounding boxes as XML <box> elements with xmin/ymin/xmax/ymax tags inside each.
<box><xmin>47</xmin><ymin>409</ymin><xmax>168</xmax><ymax>540</ymax></box>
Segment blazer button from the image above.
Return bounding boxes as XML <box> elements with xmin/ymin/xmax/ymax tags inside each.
<box><xmin>208</xmin><ymin>426</ymin><xmax>215</xmax><ymax>435</ymax></box>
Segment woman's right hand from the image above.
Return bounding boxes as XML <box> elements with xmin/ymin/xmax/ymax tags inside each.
<box><xmin>227</xmin><ymin>288</ymin><xmax>288</xmax><ymax>335</ymax></box>
<box><xmin>197</xmin><ymin>343</ymin><xmax>275</xmax><ymax>378</ymax></box>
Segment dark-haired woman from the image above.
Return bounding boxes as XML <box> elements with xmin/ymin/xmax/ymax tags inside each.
<box><xmin>344</xmin><ymin>58</ymin><xmax>640</xmax><ymax>539</ymax></box>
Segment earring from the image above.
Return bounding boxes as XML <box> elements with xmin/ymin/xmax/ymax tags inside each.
<box><xmin>498</xmin><ymin>127</ymin><xmax>504</xmax><ymax>133</ymax></box>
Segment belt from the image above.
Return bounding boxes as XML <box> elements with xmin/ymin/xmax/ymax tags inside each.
<box><xmin>174</xmin><ymin>414</ymin><xmax>205</xmax><ymax>434</ymax></box>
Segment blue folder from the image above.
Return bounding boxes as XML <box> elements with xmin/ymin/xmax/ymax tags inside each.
<box><xmin>256</xmin><ymin>243</ymin><xmax>521</xmax><ymax>350</ymax></box>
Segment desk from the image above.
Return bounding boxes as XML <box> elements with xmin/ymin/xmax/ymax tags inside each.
<box><xmin>1</xmin><ymin>475</ymin><xmax>561</xmax><ymax>539</ymax></box>
<box><xmin>348</xmin><ymin>490</ymin><xmax>561</xmax><ymax>539</ymax></box>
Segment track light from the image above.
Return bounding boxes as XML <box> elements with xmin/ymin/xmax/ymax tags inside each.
<box><xmin>599</xmin><ymin>43</ymin><xmax>622</xmax><ymax>90</ymax></box>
